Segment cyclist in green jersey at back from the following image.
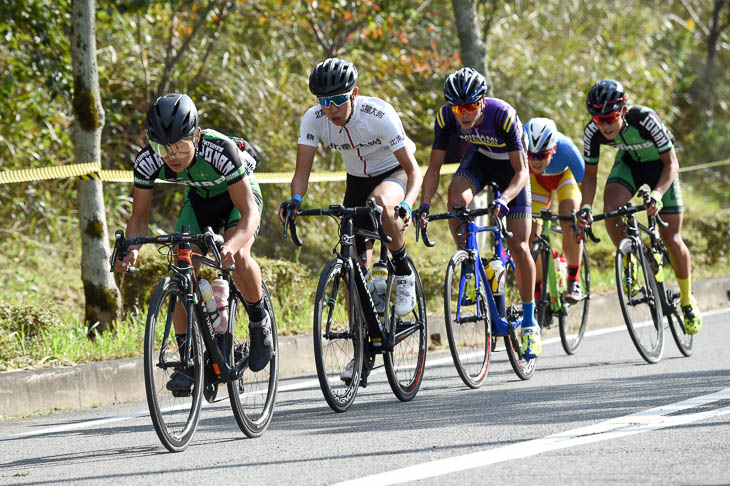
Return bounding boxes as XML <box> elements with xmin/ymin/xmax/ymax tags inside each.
<box><xmin>576</xmin><ymin>80</ymin><xmax>702</xmax><ymax>334</ymax></box>
<box><xmin>114</xmin><ymin>93</ymin><xmax>274</xmax><ymax>393</ymax></box>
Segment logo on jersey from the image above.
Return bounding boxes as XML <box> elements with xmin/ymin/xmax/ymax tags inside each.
<box><xmin>360</xmin><ymin>104</ymin><xmax>385</xmax><ymax>119</ymax></box>
<box><xmin>201</xmin><ymin>139</ymin><xmax>236</xmax><ymax>174</ymax></box>
<box><xmin>389</xmin><ymin>134</ymin><xmax>405</xmax><ymax>147</ymax></box>
<box><xmin>134</xmin><ymin>150</ymin><xmax>163</xmax><ymax>179</ymax></box>
<box><xmin>459</xmin><ymin>132</ymin><xmax>504</xmax><ymax>147</ymax></box>
<box><xmin>328</xmin><ymin>139</ymin><xmax>382</xmax><ymax>151</ymax></box>
<box><xmin>639</xmin><ymin>113</ymin><xmax>671</xmax><ymax>148</ymax></box>
<box><xmin>306</xmin><ymin>133</ymin><xmax>315</xmax><ymax>141</ymax></box>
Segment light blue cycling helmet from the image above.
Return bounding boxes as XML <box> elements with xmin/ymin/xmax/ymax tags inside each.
<box><xmin>524</xmin><ymin>117</ymin><xmax>558</xmax><ymax>153</ymax></box>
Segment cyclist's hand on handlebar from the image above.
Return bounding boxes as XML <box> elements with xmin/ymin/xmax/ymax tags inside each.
<box><xmin>576</xmin><ymin>204</ymin><xmax>593</xmax><ymax>230</ymax></box>
<box><xmin>278</xmin><ymin>196</ymin><xmax>302</xmax><ymax>225</ymax></box>
<box><xmin>488</xmin><ymin>196</ymin><xmax>509</xmax><ymax>218</ymax></box>
<box><xmin>644</xmin><ymin>189</ymin><xmax>663</xmax><ymax>218</ymax></box>
<box><xmin>412</xmin><ymin>203</ymin><xmax>430</xmax><ymax>229</ymax></box>
<box><xmin>112</xmin><ymin>248</ymin><xmax>138</xmax><ymax>273</ymax></box>
<box><xmin>219</xmin><ymin>242</ymin><xmax>236</xmax><ymax>269</ymax></box>
<box><xmin>395</xmin><ymin>201</ymin><xmax>412</xmax><ymax>229</ymax></box>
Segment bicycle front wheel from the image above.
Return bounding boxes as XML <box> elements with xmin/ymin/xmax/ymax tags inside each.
<box><xmin>443</xmin><ymin>250</ymin><xmax>490</xmax><ymax>389</ymax></box>
<box><xmin>559</xmin><ymin>244</ymin><xmax>590</xmax><ymax>354</ymax></box>
<box><xmin>144</xmin><ymin>276</ymin><xmax>204</xmax><ymax>452</ymax></box>
<box><xmin>384</xmin><ymin>257</ymin><xmax>428</xmax><ymax>401</ymax></box>
<box><xmin>313</xmin><ymin>259</ymin><xmax>363</xmax><ymax>413</ymax></box>
<box><xmin>503</xmin><ymin>263</ymin><xmax>537</xmax><ymax>380</ymax></box>
<box><xmin>616</xmin><ymin>239</ymin><xmax>664</xmax><ymax>363</ymax></box>
<box><xmin>228</xmin><ymin>281</ymin><xmax>279</xmax><ymax>438</ymax></box>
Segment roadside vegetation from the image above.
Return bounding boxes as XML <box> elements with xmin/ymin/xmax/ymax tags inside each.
<box><xmin>1</xmin><ymin>0</ymin><xmax>728</xmax><ymax>371</ymax></box>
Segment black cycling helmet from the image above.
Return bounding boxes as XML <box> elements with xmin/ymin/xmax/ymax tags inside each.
<box><xmin>443</xmin><ymin>67</ymin><xmax>487</xmax><ymax>105</ymax></box>
<box><xmin>146</xmin><ymin>93</ymin><xmax>199</xmax><ymax>145</ymax></box>
<box><xmin>586</xmin><ymin>80</ymin><xmax>626</xmax><ymax>115</ymax></box>
<box><xmin>308</xmin><ymin>58</ymin><xmax>358</xmax><ymax>97</ymax></box>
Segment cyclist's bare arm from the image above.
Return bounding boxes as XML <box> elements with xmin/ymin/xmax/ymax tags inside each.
<box><xmin>393</xmin><ymin>146</ymin><xmax>422</xmax><ymax>209</ymax></box>
<box><xmin>655</xmin><ymin>149</ymin><xmax>679</xmax><ymax>195</ymax></box>
<box><xmin>577</xmin><ymin>163</ymin><xmax>599</xmax><ymax>229</ymax></box>
<box><xmin>419</xmin><ymin>148</ymin><xmax>446</xmax><ymax>207</ymax></box>
<box><xmin>499</xmin><ymin>149</ymin><xmax>529</xmax><ymax>203</ymax></box>
<box><xmin>222</xmin><ymin>177</ymin><xmax>260</xmax><ymax>268</ymax></box>
<box><xmin>278</xmin><ymin>143</ymin><xmax>315</xmax><ymax>225</ymax></box>
<box><xmin>114</xmin><ymin>187</ymin><xmax>152</xmax><ymax>271</ymax></box>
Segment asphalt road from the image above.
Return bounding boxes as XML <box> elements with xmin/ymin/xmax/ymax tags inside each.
<box><xmin>1</xmin><ymin>308</ymin><xmax>728</xmax><ymax>485</ymax></box>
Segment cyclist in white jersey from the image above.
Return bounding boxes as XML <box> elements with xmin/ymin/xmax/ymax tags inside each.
<box><xmin>278</xmin><ymin>58</ymin><xmax>422</xmax><ymax>319</ymax></box>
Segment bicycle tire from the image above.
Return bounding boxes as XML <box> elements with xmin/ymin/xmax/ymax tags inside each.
<box><xmin>503</xmin><ymin>263</ymin><xmax>537</xmax><ymax>380</ymax></box>
<box><xmin>443</xmin><ymin>250</ymin><xmax>491</xmax><ymax>389</ymax></box>
<box><xmin>615</xmin><ymin>239</ymin><xmax>664</xmax><ymax>363</ymax></box>
<box><xmin>655</xmin><ymin>249</ymin><xmax>693</xmax><ymax>357</ymax></box>
<box><xmin>559</xmin><ymin>244</ymin><xmax>590</xmax><ymax>355</ymax></box>
<box><xmin>313</xmin><ymin>259</ymin><xmax>363</xmax><ymax>412</ymax></box>
<box><xmin>384</xmin><ymin>257</ymin><xmax>428</xmax><ymax>400</ymax></box>
<box><xmin>144</xmin><ymin>276</ymin><xmax>204</xmax><ymax>452</ymax></box>
<box><xmin>228</xmin><ymin>281</ymin><xmax>279</xmax><ymax>438</ymax></box>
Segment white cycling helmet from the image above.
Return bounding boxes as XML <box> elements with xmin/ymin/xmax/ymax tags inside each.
<box><xmin>525</xmin><ymin>117</ymin><xmax>558</xmax><ymax>153</ymax></box>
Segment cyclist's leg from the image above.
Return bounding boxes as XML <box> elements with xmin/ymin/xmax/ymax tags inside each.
<box><xmin>656</xmin><ymin>179</ymin><xmax>701</xmax><ymax>332</ymax></box>
<box><xmin>447</xmin><ymin>175</ymin><xmax>476</xmax><ymax>247</ymax></box>
<box><xmin>556</xmin><ymin>170</ymin><xmax>583</xmax><ymax>300</ymax></box>
<box><xmin>530</xmin><ymin>172</ymin><xmax>551</xmax><ymax>300</ymax></box>
<box><xmin>604</xmin><ymin>160</ymin><xmax>636</xmax><ymax>246</ymax></box>
<box><xmin>172</xmin><ymin>198</ymin><xmax>204</xmax><ymax>336</ymax></box>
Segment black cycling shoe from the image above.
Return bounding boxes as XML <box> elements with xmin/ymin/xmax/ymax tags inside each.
<box><xmin>166</xmin><ymin>367</ymin><xmax>195</xmax><ymax>397</ymax></box>
<box><xmin>248</xmin><ymin>312</ymin><xmax>274</xmax><ymax>372</ymax></box>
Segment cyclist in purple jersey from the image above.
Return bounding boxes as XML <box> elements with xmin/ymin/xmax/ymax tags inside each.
<box><xmin>414</xmin><ymin>67</ymin><xmax>541</xmax><ymax>359</ymax></box>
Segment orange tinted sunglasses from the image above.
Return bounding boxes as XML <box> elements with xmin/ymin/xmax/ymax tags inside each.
<box><xmin>592</xmin><ymin>111</ymin><xmax>621</xmax><ymax>125</ymax></box>
<box><xmin>451</xmin><ymin>102</ymin><xmax>481</xmax><ymax>115</ymax></box>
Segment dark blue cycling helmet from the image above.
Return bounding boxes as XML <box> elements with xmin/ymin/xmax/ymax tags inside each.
<box><xmin>146</xmin><ymin>93</ymin><xmax>198</xmax><ymax>145</ymax></box>
<box><xmin>443</xmin><ymin>67</ymin><xmax>487</xmax><ymax>105</ymax></box>
<box><xmin>586</xmin><ymin>80</ymin><xmax>626</xmax><ymax>115</ymax></box>
<box><xmin>309</xmin><ymin>58</ymin><xmax>358</xmax><ymax>97</ymax></box>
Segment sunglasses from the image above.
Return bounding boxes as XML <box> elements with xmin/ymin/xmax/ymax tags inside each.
<box><xmin>149</xmin><ymin>136</ymin><xmax>194</xmax><ymax>158</ymax></box>
<box><xmin>450</xmin><ymin>102</ymin><xmax>481</xmax><ymax>115</ymax></box>
<box><xmin>318</xmin><ymin>90</ymin><xmax>354</xmax><ymax>108</ymax></box>
<box><xmin>592</xmin><ymin>111</ymin><xmax>622</xmax><ymax>125</ymax></box>
<box><xmin>527</xmin><ymin>150</ymin><xmax>552</xmax><ymax>161</ymax></box>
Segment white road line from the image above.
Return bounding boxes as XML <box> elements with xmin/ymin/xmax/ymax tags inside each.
<box><xmin>335</xmin><ymin>388</ymin><xmax>730</xmax><ymax>486</ymax></box>
<box><xmin>1</xmin><ymin>307</ymin><xmax>726</xmax><ymax>442</ymax></box>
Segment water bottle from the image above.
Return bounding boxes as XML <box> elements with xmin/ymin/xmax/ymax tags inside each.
<box><xmin>488</xmin><ymin>258</ymin><xmax>505</xmax><ymax>295</ymax></box>
<box><xmin>370</xmin><ymin>261</ymin><xmax>388</xmax><ymax>314</ymax></box>
<box><xmin>212</xmin><ymin>278</ymin><xmax>229</xmax><ymax>333</ymax></box>
<box><xmin>552</xmin><ymin>250</ymin><xmax>567</xmax><ymax>291</ymax></box>
<box><xmin>199</xmin><ymin>279</ymin><xmax>221</xmax><ymax>331</ymax></box>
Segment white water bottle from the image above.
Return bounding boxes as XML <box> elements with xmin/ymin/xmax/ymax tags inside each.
<box><xmin>199</xmin><ymin>279</ymin><xmax>221</xmax><ymax>331</ymax></box>
<box><xmin>370</xmin><ymin>261</ymin><xmax>388</xmax><ymax>313</ymax></box>
<box><xmin>212</xmin><ymin>278</ymin><xmax>229</xmax><ymax>334</ymax></box>
<box><xmin>488</xmin><ymin>258</ymin><xmax>505</xmax><ymax>295</ymax></box>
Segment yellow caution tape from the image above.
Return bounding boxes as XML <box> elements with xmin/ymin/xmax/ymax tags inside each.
<box><xmin>1</xmin><ymin>162</ymin><xmax>460</xmax><ymax>184</ymax></box>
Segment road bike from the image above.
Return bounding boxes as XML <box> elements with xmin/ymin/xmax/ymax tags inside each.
<box><xmin>531</xmin><ymin>209</ymin><xmax>590</xmax><ymax>355</ymax></box>
<box><xmin>111</xmin><ymin>227</ymin><xmax>278</xmax><ymax>451</ymax></box>
<box><xmin>588</xmin><ymin>189</ymin><xmax>693</xmax><ymax>363</ymax></box>
<box><xmin>417</xmin><ymin>187</ymin><xmax>537</xmax><ymax>388</ymax></box>
<box><xmin>283</xmin><ymin>198</ymin><xmax>427</xmax><ymax>412</ymax></box>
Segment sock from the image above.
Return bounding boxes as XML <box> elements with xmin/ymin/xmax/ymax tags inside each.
<box><xmin>567</xmin><ymin>264</ymin><xmax>580</xmax><ymax>282</ymax></box>
<box><xmin>522</xmin><ymin>301</ymin><xmax>537</xmax><ymax>328</ymax></box>
<box><xmin>677</xmin><ymin>277</ymin><xmax>692</xmax><ymax>306</ymax></box>
<box><xmin>390</xmin><ymin>244</ymin><xmax>411</xmax><ymax>276</ymax></box>
<box><xmin>245</xmin><ymin>297</ymin><xmax>267</xmax><ymax>323</ymax></box>
<box><xmin>534</xmin><ymin>281</ymin><xmax>542</xmax><ymax>300</ymax></box>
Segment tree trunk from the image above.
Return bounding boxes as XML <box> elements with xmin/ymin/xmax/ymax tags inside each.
<box><xmin>452</xmin><ymin>0</ymin><xmax>489</xmax><ymax>251</ymax></box>
<box><xmin>71</xmin><ymin>0</ymin><xmax>122</xmax><ymax>333</ymax></box>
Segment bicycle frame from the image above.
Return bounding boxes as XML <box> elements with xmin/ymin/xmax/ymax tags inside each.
<box><xmin>111</xmin><ymin>227</ymin><xmax>249</xmax><ymax>383</ymax></box>
<box><xmin>534</xmin><ymin>218</ymin><xmax>562</xmax><ymax>313</ymax></box>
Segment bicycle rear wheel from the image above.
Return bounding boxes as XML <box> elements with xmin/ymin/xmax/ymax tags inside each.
<box><xmin>657</xmin><ymin>250</ymin><xmax>693</xmax><ymax>356</ymax></box>
<box><xmin>144</xmin><ymin>276</ymin><xmax>204</xmax><ymax>452</ymax></box>
<box><xmin>384</xmin><ymin>257</ymin><xmax>428</xmax><ymax>401</ymax></box>
<box><xmin>228</xmin><ymin>281</ymin><xmax>279</xmax><ymax>438</ymax></box>
<box><xmin>443</xmin><ymin>250</ymin><xmax>491</xmax><ymax>389</ymax></box>
<box><xmin>503</xmin><ymin>263</ymin><xmax>537</xmax><ymax>380</ymax></box>
<box><xmin>313</xmin><ymin>259</ymin><xmax>363</xmax><ymax>412</ymax></box>
<box><xmin>559</xmin><ymin>244</ymin><xmax>590</xmax><ymax>355</ymax></box>
<box><xmin>615</xmin><ymin>239</ymin><xmax>664</xmax><ymax>363</ymax></box>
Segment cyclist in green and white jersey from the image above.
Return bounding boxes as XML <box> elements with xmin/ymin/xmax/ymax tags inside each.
<box><xmin>114</xmin><ymin>93</ymin><xmax>273</xmax><ymax>390</ymax></box>
<box><xmin>576</xmin><ymin>80</ymin><xmax>702</xmax><ymax>334</ymax></box>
